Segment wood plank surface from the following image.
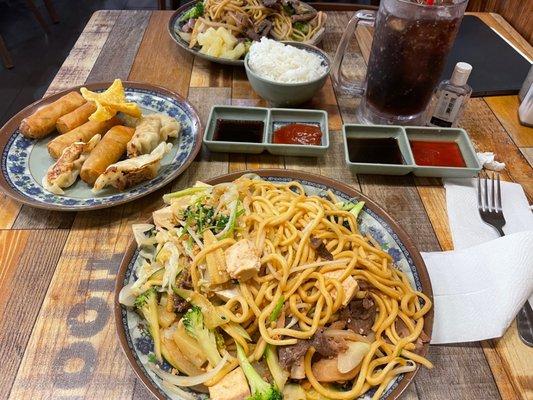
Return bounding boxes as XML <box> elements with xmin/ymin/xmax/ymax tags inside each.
<box><xmin>1</xmin><ymin>8</ymin><xmax>532</xmax><ymax>400</ymax></box>
<box><xmin>0</xmin><ymin>230</ymin><xmax>69</xmax><ymax>399</ymax></box>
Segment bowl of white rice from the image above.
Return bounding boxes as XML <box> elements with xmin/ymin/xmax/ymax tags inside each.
<box><xmin>245</xmin><ymin>38</ymin><xmax>331</xmax><ymax>106</ymax></box>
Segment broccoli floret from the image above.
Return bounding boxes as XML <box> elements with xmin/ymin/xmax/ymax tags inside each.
<box><xmin>236</xmin><ymin>344</ymin><xmax>283</xmax><ymax>400</ymax></box>
<box><xmin>178</xmin><ymin>1</ymin><xmax>204</xmax><ymax>22</ymax></box>
<box><xmin>182</xmin><ymin>306</ymin><xmax>222</xmax><ymax>366</ymax></box>
<box><xmin>135</xmin><ymin>288</ymin><xmax>162</xmax><ymax>361</ymax></box>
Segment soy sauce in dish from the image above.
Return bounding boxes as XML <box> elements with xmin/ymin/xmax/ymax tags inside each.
<box><xmin>273</xmin><ymin>123</ymin><xmax>323</xmax><ymax>146</ymax></box>
<box><xmin>346</xmin><ymin>137</ymin><xmax>404</xmax><ymax>164</ymax></box>
<box><xmin>410</xmin><ymin>140</ymin><xmax>466</xmax><ymax>167</ymax></box>
<box><xmin>213</xmin><ymin>119</ymin><xmax>264</xmax><ymax>143</ymax></box>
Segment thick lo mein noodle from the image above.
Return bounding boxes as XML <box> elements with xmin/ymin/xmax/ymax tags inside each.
<box><xmin>121</xmin><ymin>176</ymin><xmax>432</xmax><ymax>400</ymax></box>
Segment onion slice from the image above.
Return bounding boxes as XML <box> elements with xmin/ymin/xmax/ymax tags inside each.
<box><xmin>118</xmin><ymin>282</ymin><xmax>137</xmax><ymax>307</ymax></box>
<box><xmin>148</xmin><ymin>353</ymin><xmax>228</xmax><ymax>387</ymax></box>
<box><xmin>161</xmin><ymin>380</ymin><xmax>197</xmax><ymax>400</ymax></box>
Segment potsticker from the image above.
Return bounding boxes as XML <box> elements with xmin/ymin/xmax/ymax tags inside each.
<box><xmin>42</xmin><ymin>135</ymin><xmax>101</xmax><ymax>195</ymax></box>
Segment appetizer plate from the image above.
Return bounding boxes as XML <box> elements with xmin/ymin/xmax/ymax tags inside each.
<box><xmin>168</xmin><ymin>1</ymin><xmax>326</xmax><ymax>67</ymax></box>
<box><xmin>115</xmin><ymin>169</ymin><xmax>434</xmax><ymax>400</ymax></box>
<box><xmin>0</xmin><ymin>82</ymin><xmax>202</xmax><ymax>211</ymax></box>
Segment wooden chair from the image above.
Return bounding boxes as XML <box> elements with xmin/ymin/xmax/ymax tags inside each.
<box><xmin>0</xmin><ymin>34</ymin><xmax>13</xmax><ymax>69</ymax></box>
<box><xmin>1</xmin><ymin>0</ymin><xmax>60</xmax><ymax>69</ymax></box>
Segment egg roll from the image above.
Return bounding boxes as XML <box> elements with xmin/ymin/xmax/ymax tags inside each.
<box><xmin>80</xmin><ymin>125</ymin><xmax>135</xmax><ymax>185</ymax></box>
<box><xmin>56</xmin><ymin>102</ymin><xmax>97</xmax><ymax>134</ymax></box>
<box><xmin>20</xmin><ymin>92</ymin><xmax>86</xmax><ymax>139</ymax></box>
<box><xmin>47</xmin><ymin>116</ymin><xmax>120</xmax><ymax>159</ymax></box>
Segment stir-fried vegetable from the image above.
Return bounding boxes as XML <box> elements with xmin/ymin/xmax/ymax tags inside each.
<box><xmin>178</xmin><ymin>1</ymin><xmax>205</xmax><ymax>23</ymax></box>
<box><xmin>173</xmin><ymin>287</ymin><xmax>228</xmax><ymax>328</ymax></box>
<box><xmin>265</xmin><ymin>346</ymin><xmax>289</xmax><ymax>391</ymax></box>
<box><xmin>182</xmin><ymin>306</ymin><xmax>222</xmax><ymax>366</ymax></box>
<box><xmin>135</xmin><ymin>288</ymin><xmax>162</xmax><ymax>361</ymax></box>
<box><xmin>236</xmin><ymin>344</ymin><xmax>283</xmax><ymax>400</ymax></box>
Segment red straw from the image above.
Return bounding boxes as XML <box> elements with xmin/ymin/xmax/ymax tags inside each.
<box><xmin>426</xmin><ymin>0</ymin><xmax>434</xmax><ymax>4</ymax></box>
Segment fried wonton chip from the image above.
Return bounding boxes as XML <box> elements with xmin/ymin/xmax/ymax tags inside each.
<box><xmin>80</xmin><ymin>79</ymin><xmax>141</xmax><ymax>122</ymax></box>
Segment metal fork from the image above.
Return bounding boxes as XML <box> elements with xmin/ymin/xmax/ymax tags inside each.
<box><xmin>477</xmin><ymin>173</ymin><xmax>533</xmax><ymax>347</ymax></box>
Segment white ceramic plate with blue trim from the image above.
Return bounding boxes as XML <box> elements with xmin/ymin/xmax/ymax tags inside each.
<box><xmin>0</xmin><ymin>82</ymin><xmax>202</xmax><ymax>211</ymax></box>
<box><xmin>114</xmin><ymin>169</ymin><xmax>434</xmax><ymax>400</ymax></box>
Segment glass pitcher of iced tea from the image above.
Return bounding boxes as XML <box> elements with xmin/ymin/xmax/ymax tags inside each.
<box><xmin>331</xmin><ymin>0</ymin><xmax>467</xmax><ymax>125</ymax></box>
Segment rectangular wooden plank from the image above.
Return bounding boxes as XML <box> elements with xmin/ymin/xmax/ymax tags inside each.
<box><xmin>87</xmin><ymin>10</ymin><xmax>151</xmax><ymax>82</ymax></box>
<box><xmin>0</xmin><ymin>229</ymin><xmax>69</xmax><ymax>400</ymax></box>
<box><xmin>232</xmin><ymin>67</ymin><xmax>267</xmax><ymax>107</ymax></box>
<box><xmin>0</xmin><ymin>194</ymin><xmax>21</xmax><ymax>229</ymax></box>
<box><xmin>190</xmin><ymin>56</ymin><xmax>232</xmax><ymax>88</ymax></box>
<box><xmin>519</xmin><ymin>147</ymin><xmax>533</xmax><ymax>168</ymax></box>
<box><xmin>460</xmin><ymin>98</ymin><xmax>533</xmax><ymax>199</ymax></box>
<box><xmin>46</xmin><ymin>10</ymin><xmax>121</xmax><ymax>94</ymax></box>
<box><xmin>129</xmin><ymin>11</ymin><xmax>195</xmax><ymax>98</ymax></box>
<box><xmin>485</xmin><ymin>96</ymin><xmax>533</xmax><ymax>147</ymax></box>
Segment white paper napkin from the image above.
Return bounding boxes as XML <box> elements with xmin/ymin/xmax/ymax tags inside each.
<box><xmin>422</xmin><ymin>231</ymin><xmax>533</xmax><ymax>344</ymax></box>
<box><xmin>443</xmin><ymin>178</ymin><xmax>533</xmax><ymax>249</ymax></box>
<box><xmin>421</xmin><ymin>178</ymin><xmax>533</xmax><ymax>344</ymax></box>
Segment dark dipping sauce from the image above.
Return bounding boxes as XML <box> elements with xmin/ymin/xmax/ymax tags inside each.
<box><xmin>346</xmin><ymin>137</ymin><xmax>404</xmax><ymax>164</ymax></box>
<box><xmin>213</xmin><ymin>119</ymin><xmax>264</xmax><ymax>143</ymax></box>
<box><xmin>410</xmin><ymin>140</ymin><xmax>466</xmax><ymax>167</ymax></box>
<box><xmin>273</xmin><ymin>123</ymin><xmax>322</xmax><ymax>146</ymax></box>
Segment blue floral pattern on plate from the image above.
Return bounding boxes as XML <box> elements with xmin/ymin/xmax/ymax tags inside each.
<box><xmin>119</xmin><ymin>176</ymin><xmax>422</xmax><ymax>400</ymax></box>
<box><xmin>1</xmin><ymin>87</ymin><xmax>200</xmax><ymax>210</ymax></box>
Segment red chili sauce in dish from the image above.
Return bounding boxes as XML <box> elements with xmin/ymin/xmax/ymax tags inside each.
<box><xmin>272</xmin><ymin>123</ymin><xmax>322</xmax><ymax>146</ymax></box>
<box><xmin>410</xmin><ymin>140</ymin><xmax>466</xmax><ymax>167</ymax></box>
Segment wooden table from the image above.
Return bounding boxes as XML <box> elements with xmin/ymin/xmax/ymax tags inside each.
<box><xmin>0</xmin><ymin>9</ymin><xmax>532</xmax><ymax>400</ymax></box>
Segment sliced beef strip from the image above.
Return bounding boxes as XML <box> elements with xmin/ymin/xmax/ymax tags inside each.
<box><xmin>278</xmin><ymin>328</ymin><xmax>346</xmax><ymax>369</ymax></box>
<box><xmin>173</xmin><ymin>296</ymin><xmax>190</xmax><ymax>313</ymax></box>
<box><xmin>246</xmin><ymin>29</ymin><xmax>262</xmax><ymax>41</ymax></box>
<box><xmin>246</xmin><ymin>20</ymin><xmax>273</xmax><ymax>41</ymax></box>
<box><xmin>231</xmin><ymin>12</ymin><xmax>251</xmax><ymax>30</ymax></box>
<box><xmin>338</xmin><ymin>294</ymin><xmax>377</xmax><ymax>336</ymax></box>
<box><xmin>256</xmin><ymin>19</ymin><xmax>273</xmax><ymax>37</ymax></box>
<box><xmin>357</xmin><ymin>279</ymin><xmax>373</xmax><ymax>292</ymax></box>
<box><xmin>261</xmin><ymin>0</ymin><xmax>280</xmax><ymax>8</ymax></box>
<box><xmin>310</xmin><ymin>237</ymin><xmax>333</xmax><ymax>261</ymax></box>
<box><xmin>291</xmin><ymin>11</ymin><xmax>317</xmax><ymax>23</ymax></box>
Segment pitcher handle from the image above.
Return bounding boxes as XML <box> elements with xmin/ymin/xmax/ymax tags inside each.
<box><xmin>331</xmin><ymin>10</ymin><xmax>376</xmax><ymax>97</ymax></box>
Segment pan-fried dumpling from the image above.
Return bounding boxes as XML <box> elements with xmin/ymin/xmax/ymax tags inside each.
<box><xmin>42</xmin><ymin>134</ymin><xmax>101</xmax><ymax>195</ymax></box>
<box><xmin>93</xmin><ymin>142</ymin><xmax>172</xmax><ymax>192</ymax></box>
<box><xmin>126</xmin><ymin>113</ymin><xmax>181</xmax><ymax>158</ymax></box>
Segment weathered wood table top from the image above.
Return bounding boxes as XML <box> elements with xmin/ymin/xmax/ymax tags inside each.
<box><xmin>0</xmin><ymin>9</ymin><xmax>531</xmax><ymax>400</ymax></box>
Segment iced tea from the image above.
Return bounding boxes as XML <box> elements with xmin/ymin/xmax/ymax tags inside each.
<box><xmin>365</xmin><ymin>3</ymin><xmax>463</xmax><ymax>118</ymax></box>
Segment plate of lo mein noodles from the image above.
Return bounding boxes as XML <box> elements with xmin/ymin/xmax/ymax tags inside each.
<box><xmin>115</xmin><ymin>169</ymin><xmax>433</xmax><ymax>400</ymax></box>
<box><xmin>168</xmin><ymin>0</ymin><xmax>327</xmax><ymax>66</ymax></box>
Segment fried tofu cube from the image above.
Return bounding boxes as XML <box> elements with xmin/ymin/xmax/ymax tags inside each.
<box><xmin>208</xmin><ymin>367</ymin><xmax>250</xmax><ymax>400</ymax></box>
<box><xmin>225</xmin><ymin>239</ymin><xmax>260</xmax><ymax>281</ymax></box>
<box><xmin>325</xmin><ymin>270</ymin><xmax>358</xmax><ymax>306</ymax></box>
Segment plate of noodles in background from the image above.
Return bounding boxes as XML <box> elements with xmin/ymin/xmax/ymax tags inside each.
<box><xmin>168</xmin><ymin>0</ymin><xmax>327</xmax><ymax>66</ymax></box>
<box><xmin>115</xmin><ymin>169</ymin><xmax>433</xmax><ymax>400</ymax></box>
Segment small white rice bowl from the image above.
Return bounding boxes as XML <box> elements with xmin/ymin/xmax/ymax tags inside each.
<box><xmin>247</xmin><ymin>38</ymin><xmax>328</xmax><ymax>84</ymax></box>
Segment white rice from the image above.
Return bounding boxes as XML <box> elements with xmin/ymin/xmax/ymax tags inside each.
<box><xmin>248</xmin><ymin>38</ymin><xmax>327</xmax><ymax>84</ymax></box>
